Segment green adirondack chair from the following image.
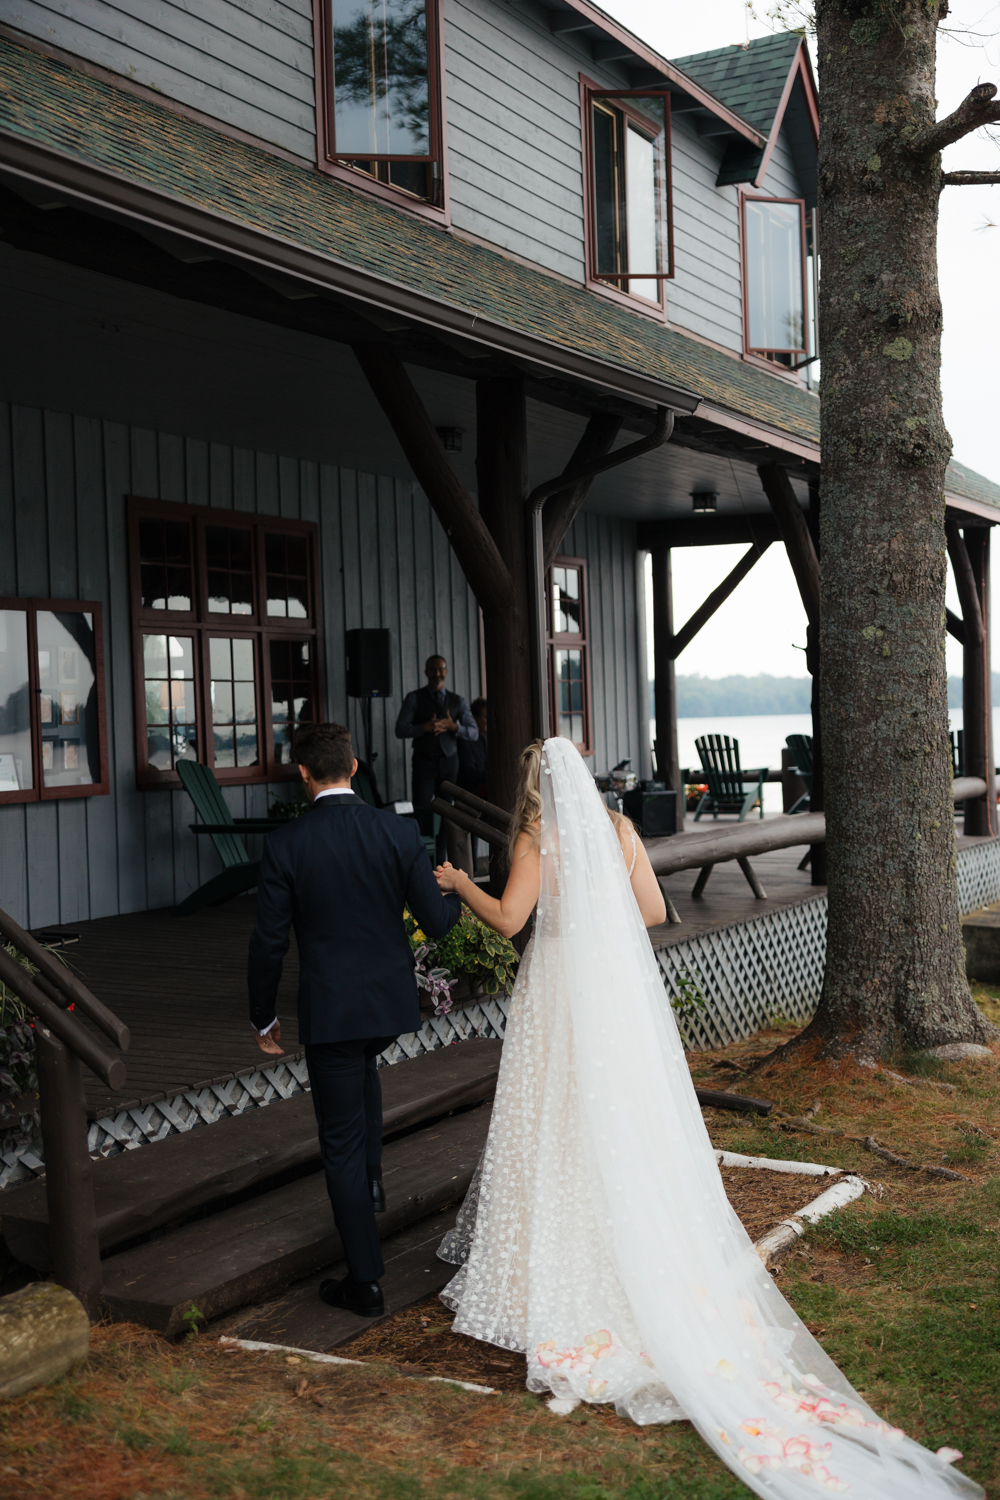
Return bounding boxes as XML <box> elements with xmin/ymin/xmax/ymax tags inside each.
<box><xmin>175</xmin><ymin>761</ymin><xmax>261</xmax><ymax>917</ymax></box>
<box><xmin>785</xmin><ymin>733</ymin><xmax>813</xmax><ymax>815</ymax></box>
<box><xmin>693</xmin><ymin>735</ymin><xmax>766</xmax><ymax>821</ymax></box>
<box><xmin>950</xmin><ymin>729</ymin><xmax>964</xmax><ymax>778</ymax></box>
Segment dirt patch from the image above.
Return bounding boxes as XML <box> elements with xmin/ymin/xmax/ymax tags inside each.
<box><xmin>718</xmin><ymin>1162</ymin><xmax>832</xmax><ymax>1240</ymax></box>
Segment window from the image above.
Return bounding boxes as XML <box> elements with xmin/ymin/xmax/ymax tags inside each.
<box><xmin>742</xmin><ymin>195</ymin><xmax>808</xmax><ymax>361</ymax></box>
<box><xmin>0</xmin><ymin>599</ymin><xmax>109</xmax><ymax>803</ymax></box>
<box><xmin>583</xmin><ymin>79</ymin><xmax>672</xmax><ymax>307</ymax></box>
<box><xmin>128</xmin><ymin>499</ymin><xmax>321</xmax><ymax>788</ymax></box>
<box><xmin>316</xmin><ymin>0</ymin><xmax>445</xmax><ymax>208</ymax></box>
<box><xmin>546</xmin><ymin>558</ymin><xmax>591</xmax><ymax>755</ymax></box>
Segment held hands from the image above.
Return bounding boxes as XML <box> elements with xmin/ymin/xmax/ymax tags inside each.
<box><xmin>422</xmin><ymin>715</ymin><xmax>455</xmax><ymax>736</ymax></box>
<box><xmin>435</xmin><ymin>860</ymin><xmax>466</xmax><ymax>893</ymax></box>
<box><xmin>254</xmin><ymin>1021</ymin><xmax>284</xmax><ymax>1056</ymax></box>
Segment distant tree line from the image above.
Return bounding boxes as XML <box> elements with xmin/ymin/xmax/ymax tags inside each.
<box><xmin>646</xmin><ymin>674</ymin><xmax>1000</xmax><ymax>718</ymax></box>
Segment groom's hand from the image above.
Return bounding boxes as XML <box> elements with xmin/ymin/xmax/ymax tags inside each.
<box><xmin>254</xmin><ymin>1022</ymin><xmax>284</xmax><ymax>1056</ymax></box>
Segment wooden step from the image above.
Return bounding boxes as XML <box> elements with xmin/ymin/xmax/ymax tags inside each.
<box><xmin>0</xmin><ymin>1041</ymin><xmax>501</xmax><ymax>1271</ymax></box>
<box><xmin>100</xmin><ymin>1102</ymin><xmax>490</xmax><ymax>1337</ymax></box>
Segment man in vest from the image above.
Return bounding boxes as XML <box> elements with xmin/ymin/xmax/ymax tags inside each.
<box><xmin>395</xmin><ymin>655</ymin><xmax>479</xmax><ymax>858</ymax></box>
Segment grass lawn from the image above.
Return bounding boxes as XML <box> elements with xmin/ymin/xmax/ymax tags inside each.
<box><xmin>1</xmin><ymin>1000</ymin><xmax>997</xmax><ymax>1500</ymax></box>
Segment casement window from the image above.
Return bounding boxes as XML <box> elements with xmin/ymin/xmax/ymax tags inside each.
<box><xmin>0</xmin><ymin>598</ymin><xmax>109</xmax><ymax>804</ymax></box>
<box><xmin>315</xmin><ymin>0</ymin><xmax>446</xmax><ymax>209</ymax></box>
<box><xmin>546</xmin><ymin>558</ymin><xmax>592</xmax><ymax>755</ymax></box>
<box><xmin>128</xmin><ymin>499</ymin><xmax>321</xmax><ymax>789</ymax></box>
<box><xmin>583</xmin><ymin>79</ymin><xmax>673</xmax><ymax>307</ymax></box>
<box><xmin>741</xmin><ymin>195</ymin><xmax>809</xmax><ymax>361</ymax></box>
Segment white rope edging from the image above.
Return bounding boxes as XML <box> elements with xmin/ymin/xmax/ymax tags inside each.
<box><xmin>218</xmin><ymin>1336</ymin><xmax>496</xmax><ymax>1395</ymax></box>
<box><xmin>753</xmin><ymin>1175</ymin><xmax>866</xmax><ymax>1267</ymax></box>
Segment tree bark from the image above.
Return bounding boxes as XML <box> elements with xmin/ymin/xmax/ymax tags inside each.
<box><xmin>476</xmin><ymin>376</ymin><xmax>534</xmax><ymax>828</ymax></box>
<box><xmin>807</xmin><ymin>0</ymin><xmax>993</xmax><ymax>1056</ymax></box>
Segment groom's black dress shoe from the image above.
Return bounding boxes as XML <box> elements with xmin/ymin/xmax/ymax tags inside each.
<box><xmin>370</xmin><ymin>1178</ymin><xmax>386</xmax><ymax>1213</ymax></box>
<box><xmin>319</xmin><ymin>1275</ymin><xmax>384</xmax><ymax>1317</ymax></box>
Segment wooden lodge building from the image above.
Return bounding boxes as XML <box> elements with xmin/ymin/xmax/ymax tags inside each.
<box><xmin>1</xmin><ymin>1</ymin><xmax>998</xmax><ymax>933</ymax></box>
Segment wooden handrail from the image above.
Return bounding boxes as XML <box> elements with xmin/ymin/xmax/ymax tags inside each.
<box><xmin>0</xmin><ymin>907</ymin><xmax>129</xmax><ymax>1052</ymax></box>
<box><xmin>437</xmin><ymin>781</ymin><xmax>512</xmax><ymax>829</ymax></box>
<box><xmin>0</xmin><ymin>947</ymin><xmax>125</xmax><ymax>1091</ymax></box>
<box><xmin>431</xmin><ymin>796</ymin><xmax>507</xmax><ymax>848</ymax></box>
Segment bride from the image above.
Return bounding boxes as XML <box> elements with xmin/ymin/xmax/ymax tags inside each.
<box><xmin>432</xmin><ymin>736</ymin><xmax>980</xmax><ymax>1499</ymax></box>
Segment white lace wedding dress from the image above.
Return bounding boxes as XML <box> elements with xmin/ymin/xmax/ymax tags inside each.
<box><xmin>438</xmin><ymin>737</ymin><xmax>980</xmax><ymax>1499</ymax></box>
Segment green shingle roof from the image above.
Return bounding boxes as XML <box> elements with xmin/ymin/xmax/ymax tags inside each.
<box><xmin>671</xmin><ymin>33</ymin><xmax>803</xmax><ymax>139</ymax></box>
<box><xmin>945</xmin><ymin>460</ymin><xmax>1000</xmax><ymax>514</ymax></box>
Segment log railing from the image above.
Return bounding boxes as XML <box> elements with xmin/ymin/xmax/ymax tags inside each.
<box><xmin>0</xmin><ymin>907</ymin><xmax>129</xmax><ymax>1318</ymax></box>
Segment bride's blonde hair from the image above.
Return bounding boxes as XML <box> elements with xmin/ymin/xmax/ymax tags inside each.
<box><xmin>508</xmin><ymin>738</ymin><xmax>632</xmax><ymax>861</ymax></box>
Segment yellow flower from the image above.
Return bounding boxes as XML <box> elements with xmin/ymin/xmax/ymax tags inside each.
<box><xmin>412</xmin><ymin>928</ymin><xmax>426</xmax><ymax>943</ymax></box>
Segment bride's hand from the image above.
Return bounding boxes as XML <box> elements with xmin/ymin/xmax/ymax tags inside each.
<box><xmin>435</xmin><ymin>861</ymin><xmax>464</xmax><ymax>892</ymax></box>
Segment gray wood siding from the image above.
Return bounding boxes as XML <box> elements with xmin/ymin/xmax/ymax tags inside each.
<box><xmin>443</xmin><ymin>0</ymin><xmax>626</xmax><ymax>281</ymax></box>
<box><xmin>760</xmin><ymin>122</ymin><xmax>802</xmax><ymax>201</ymax></box>
<box><xmin>0</xmin><ymin>400</ymin><xmax>482</xmax><ymax>928</ymax></box>
<box><xmin>3</xmin><ymin>0</ymin><xmax>315</xmax><ymax>157</ymax></box>
<box><xmin>560</xmin><ymin>511</ymin><xmax>647</xmax><ymax>779</ymax></box>
<box><xmin>666</xmin><ymin>115</ymin><xmax>743</xmax><ymax>353</ymax></box>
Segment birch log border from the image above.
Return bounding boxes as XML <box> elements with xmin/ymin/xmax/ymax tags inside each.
<box><xmin>219</xmin><ymin>1336</ymin><xmax>497</xmax><ymax>1395</ymax></box>
<box><xmin>753</xmin><ymin>1176</ymin><xmax>867</xmax><ymax>1268</ymax></box>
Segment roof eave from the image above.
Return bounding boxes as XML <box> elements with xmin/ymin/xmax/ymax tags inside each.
<box><xmin>753</xmin><ymin>40</ymin><xmax>819</xmax><ymax>189</ymax></box>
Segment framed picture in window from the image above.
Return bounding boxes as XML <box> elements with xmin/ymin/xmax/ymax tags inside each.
<box><xmin>61</xmin><ymin>692</ymin><xmax>78</xmax><ymax>724</ymax></box>
<box><xmin>59</xmin><ymin>647</ymin><xmax>79</xmax><ymax>682</ymax></box>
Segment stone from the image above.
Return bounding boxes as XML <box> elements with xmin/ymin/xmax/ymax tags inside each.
<box><xmin>0</xmin><ymin>1283</ymin><xmax>90</xmax><ymax>1398</ymax></box>
<box><xmin>923</xmin><ymin>1043</ymin><xmax>993</xmax><ymax>1062</ymax></box>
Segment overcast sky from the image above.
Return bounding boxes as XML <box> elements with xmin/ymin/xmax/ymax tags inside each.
<box><xmin>609</xmin><ymin>1</ymin><xmax>1000</xmax><ymax>681</ymax></box>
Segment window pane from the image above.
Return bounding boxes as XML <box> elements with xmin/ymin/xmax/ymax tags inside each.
<box><xmin>265</xmin><ymin>532</ymin><xmax>311</xmax><ymax>619</ymax></box>
<box><xmin>0</xmin><ymin>609</ymin><xmax>32</xmax><ymax>792</ymax></box>
<box><xmin>626</xmin><ymin>123</ymin><xmax>659</xmax><ymax>300</ymax></box>
<box><xmin>555</xmin><ymin>649</ymin><xmax>585</xmax><ymax>747</ymax></box>
<box><xmin>205</xmin><ymin>526</ymin><xmax>255</xmax><ymax>616</ymax></box>
<box><xmin>210</xmin><ymin>637</ymin><xmax>258</xmax><ymax>771</ymax></box>
<box><xmin>552</xmin><ymin>568</ymin><xmax>583</xmax><ymax>635</ymax></box>
<box><xmin>36</xmin><ymin>611</ymin><xmax>99</xmax><ymax>789</ymax></box>
<box><xmin>270</xmin><ymin>638</ymin><xmax>315</xmax><ymax>764</ymax></box>
<box><xmin>330</xmin><ymin>0</ymin><xmax>430</xmax><ymax>157</ymax></box>
<box><xmin>592</xmin><ymin>103</ymin><xmax>621</xmax><ymax>276</ymax></box>
<box><xmin>144</xmin><ymin>634</ymin><xmax>197</xmax><ymax>771</ymax></box>
<box><xmin>138</xmin><ymin>518</ymin><xmax>192</xmax><ymax>610</ymax></box>
<box><xmin>745</xmin><ymin>199</ymin><xmax>805</xmax><ymax>351</ymax></box>
<box><xmin>592</xmin><ymin>95</ymin><xmax>666</xmax><ymax>294</ymax></box>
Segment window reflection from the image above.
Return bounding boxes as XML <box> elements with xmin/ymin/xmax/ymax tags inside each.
<box><xmin>0</xmin><ymin>609</ymin><xmax>31</xmax><ymax>792</ymax></box>
<box><xmin>551</xmin><ymin>565</ymin><xmax>582</xmax><ymax>636</ymax></box>
<box><xmin>265</xmin><ymin>533</ymin><xmax>309</xmax><ymax>619</ymax></box>
<box><xmin>143</xmin><ymin>634</ymin><xmax>197</xmax><ymax>771</ymax></box>
<box><xmin>138</xmin><ymin>518</ymin><xmax>193</xmax><ymax>611</ymax></box>
<box><xmin>37</xmin><ymin>611</ymin><xmax>99</xmax><ymax>788</ymax></box>
<box><xmin>556</xmin><ymin>648</ymin><xmax>585</xmax><ymax>746</ymax></box>
<box><xmin>210</xmin><ymin>637</ymin><xmax>259</xmax><ymax>769</ymax></box>
<box><xmin>205</xmin><ymin>525</ymin><xmax>254</xmax><ymax>616</ymax></box>
<box><xmin>270</xmin><ymin>639</ymin><xmax>315</xmax><ymax>764</ymax></box>
<box><xmin>330</xmin><ymin>0</ymin><xmax>430</xmax><ymax>157</ymax></box>
<box><xmin>592</xmin><ymin>94</ymin><xmax>667</xmax><ymax>301</ymax></box>
<box><xmin>744</xmin><ymin>198</ymin><xmax>806</xmax><ymax>353</ymax></box>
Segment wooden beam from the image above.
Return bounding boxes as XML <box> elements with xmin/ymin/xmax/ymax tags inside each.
<box><xmin>651</xmin><ymin>548</ymin><xmax>682</xmax><ymax>814</ymax></box>
<box><xmin>960</xmin><ymin>527</ymin><xmax>996</xmax><ymax>836</ymax></box>
<box><xmin>945</xmin><ymin>520</ymin><xmax>986</xmax><ymax>649</ymax></box>
<box><xmin>542</xmin><ymin>414</ymin><xmax>624</xmax><ymax>570</ymax></box>
<box><xmin>637</xmin><ymin>515</ymin><xmax>782</xmax><ymax>550</ymax></box>
<box><xmin>351</xmin><ymin>343</ymin><xmax>515</xmax><ymax>615</ymax></box>
<box><xmin>666</xmin><ymin>542</ymin><xmax>772</xmax><ymax>660</ymax></box>
<box><xmin>757</xmin><ymin>463</ymin><xmax>820</xmax><ymax>626</ymax></box>
<box><xmin>946</xmin><ymin>607</ymin><xmax>966</xmax><ymax>646</ymax></box>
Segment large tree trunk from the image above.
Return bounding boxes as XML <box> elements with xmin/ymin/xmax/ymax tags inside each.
<box><xmin>807</xmin><ymin>0</ymin><xmax>993</xmax><ymax>1057</ymax></box>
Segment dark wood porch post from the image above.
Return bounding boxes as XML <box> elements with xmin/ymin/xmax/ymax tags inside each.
<box><xmin>651</xmin><ymin>547</ymin><xmax>683</xmax><ymax>821</ymax></box>
<box><xmin>476</xmin><ymin>376</ymin><xmax>535</xmax><ymax>820</ymax></box>
<box><xmin>961</xmin><ymin>526</ymin><xmax>996</xmax><ymax>836</ymax></box>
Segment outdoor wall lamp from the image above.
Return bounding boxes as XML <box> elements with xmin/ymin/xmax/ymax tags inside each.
<box><xmin>435</xmin><ymin>427</ymin><xmax>463</xmax><ymax>451</ymax></box>
<box><xmin>691</xmin><ymin>489</ymin><xmax>719</xmax><ymax>512</ymax></box>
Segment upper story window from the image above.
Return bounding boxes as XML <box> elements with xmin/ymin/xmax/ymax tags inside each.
<box><xmin>128</xmin><ymin>499</ymin><xmax>321</xmax><ymax>790</ymax></box>
<box><xmin>0</xmin><ymin>598</ymin><xmax>109</xmax><ymax>804</ymax></box>
<box><xmin>741</xmin><ymin>195</ymin><xmax>809</xmax><ymax>363</ymax></box>
<box><xmin>316</xmin><ymin>0</ymin><xmax>445</xmax><ymax>209</ymax></box>
<box><xmin>583</xmin><ymin>80</ymin><xmax>673</xmax><ymax>309</ymax></box>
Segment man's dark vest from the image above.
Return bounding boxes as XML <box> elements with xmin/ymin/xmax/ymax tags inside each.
<box><xmin>411</xmin><ymin>686</ymin><xmax>463</xmax><ymax>760</ymax></box>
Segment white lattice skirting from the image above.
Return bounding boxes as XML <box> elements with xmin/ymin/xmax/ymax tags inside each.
<box><xmin>3</xmin><ymin>841</ymin><xmax>999</xmax><ymax>1190</ymax></box>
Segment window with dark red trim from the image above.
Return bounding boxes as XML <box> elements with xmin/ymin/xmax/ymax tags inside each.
<box><xmin>546</xmin><ymin>557</ymin><xmax>592</xmax><ymax>756</ymax></box>
<box><xmin>127</xmin><ymin>498</ymin><xmax>322</xmax><ymax>790</ymax></box>
<box><xmin>741</xmin><ymin>194</ymin><xmax>809</xmax><ymax>362</ymax></box>
<box><xmin>0</xmin><ymin>598</ymin><xmax>109</xmax><ymax>803</ymax></box>
<box><xmin>314</xmin><ymin>0</ymin><xmax>446</xmax><ymax>210</ymax></box>
<box><xmin>582</xmin><ymin>77</ymin><xmax>673</xmax><ymax>309</ymax></box>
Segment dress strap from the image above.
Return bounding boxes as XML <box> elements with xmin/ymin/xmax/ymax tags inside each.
<box><xmin>627</xmin><ymin>825</ymin><xmax>637</xmax><ymax>878</ymax></box>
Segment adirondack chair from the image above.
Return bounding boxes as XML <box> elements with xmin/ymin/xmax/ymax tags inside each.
<box><xmin>950</xmin><ymin>729</ymin><xmax>964</xmax><ymax>778</ymax></box>
<box><xmin>785</xmin><ymin>733</ymin><xmax>813</xmax><ymax>815</ymax></box>
<box><xmin>693</xmin><ymin>735</ymin><xmax>766</xmax><ymax>821</ymax></box>
<box><xmin>175</xmin><ymin>761</ymin><xmax>261</xmax><ymax>917</ymax></box>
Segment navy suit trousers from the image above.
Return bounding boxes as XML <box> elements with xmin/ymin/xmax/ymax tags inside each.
<box><xmin>306</xmin><ymin>1035</ymin><xmax>396</xmax><ymax>1283</ymax></box>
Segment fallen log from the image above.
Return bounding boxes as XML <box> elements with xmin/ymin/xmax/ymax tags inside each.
<box><xmin>0</xmin><ymin>1283</ymin><xmax>90</xmax><ymax>1398</ymax></box>
<box><xmin>774</xmin><ymin>1114</ymin><xmax>971</xmax><ymax>1181</ymax></box>
<box><xmin>695</xmin><ymin>1088</ymin><xmax>773</xmax><ymax>1116</ymax></box>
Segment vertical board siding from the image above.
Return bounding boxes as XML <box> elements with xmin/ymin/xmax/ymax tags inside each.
<box><xmin>6</xmin><ymin>0</ymin><xmax>315</xmax><ymax>158</ymax></box>
<box><xmin>0</xmin><ymin>402</ymin><xmax>486</xmax><ymax>926</ymax></box>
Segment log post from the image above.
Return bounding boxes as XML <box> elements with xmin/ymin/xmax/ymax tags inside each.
<box><xmin>0</xmin><ymin>1283</ymin><xmax>90</xmax><ymax>1398</ymax></box>
<box><xmin>35</xmin><ymin>1027</ymin><xmax>103</xmax><ymax>1320</ymax></box>
<box><xmin>651</xmin><ymin>547</ymin><xmax>683</xmax><ymax>821</ymax></box>
<box><xmin>476</xmin><ymin>376</ymin><xmax>535</xmax><ymax>827</ymax></box>
<box><xmin>541</xmin><ymin>413</ymin><xmax>623</xmax><ymax>571</ymax></box>
<box><xmin>960</xmin><ymin>526</ymin><xmax>996</xmax><ymax>836</ymax></box>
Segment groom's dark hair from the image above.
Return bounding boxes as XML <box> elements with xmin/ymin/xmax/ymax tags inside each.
<box><xmin>294</xmin><ymin>723</ymin><xmax>354</xmax><ymax>783</ymax></box>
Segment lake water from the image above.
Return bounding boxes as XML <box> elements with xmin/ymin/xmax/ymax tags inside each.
<box><xmin>650</xmin><ymin>709</ymin><xmax>1000</xmax><ymax>814</ymax></box>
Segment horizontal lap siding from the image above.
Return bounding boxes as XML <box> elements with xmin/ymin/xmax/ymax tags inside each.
<box><xmin>443</xmin><ymin>0</ymin><xmax>625</xmax><ymax>280</ymax></box>
<box><xmin>0</xmin><ymin>401</ymin><xmax>482</xmax><ymax>927</ymax></box>
<box><xmin>5</xmin><ymin>0</ymin><xmax>315</xmax><ymax>157</ymax></box>
<box><xmin>668</xmin><ymin>117</ymin><xmax>743</xmax><ymax>353</ymax></box>
<box><xmin>760</xmin><ymin>124</ymin><xmax>802</xmax><ymax>200</ymax></box>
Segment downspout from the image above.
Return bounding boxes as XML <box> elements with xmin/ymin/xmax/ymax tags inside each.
<box><xmin>524</xmin><ymin>406</ymin><xmax>676</xmax><ymax>739</ymax></box>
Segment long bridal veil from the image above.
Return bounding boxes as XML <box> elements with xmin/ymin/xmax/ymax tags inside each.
<box><xmin>451</xmin><ymin>737</ymin><xmax>980</xmax><ymax>1499</ymax></box>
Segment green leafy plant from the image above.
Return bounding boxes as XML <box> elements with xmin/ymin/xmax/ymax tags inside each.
<box><xmin>0</xmin><ymin>942</ymin><xmax>40</xmax><ymax>1150</ymax></box>
<box><xmin>404</xmin><ymin>906</ymin><xmax>518</xmax><ymax>1003</ymax></box>
<box><xmin>669</xmin><ymin>969</ymin><xmax>708</xmax><ymax>1022</ymax></box>
<box><xmin>181</xmin><ymin>1303</ymin><xmax>206</xmax><ymax>1341</ymax></box>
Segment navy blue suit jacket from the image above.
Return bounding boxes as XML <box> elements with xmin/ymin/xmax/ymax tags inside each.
<box><xmin>248</xmin><ymin>793</ymin><xmax>461</xmax><ymax>1044</ymax></box>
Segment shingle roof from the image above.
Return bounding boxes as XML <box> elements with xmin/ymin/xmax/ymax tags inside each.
<box><xmin>671</xmin><ymin>33</ymin><xmax>803</xmax><ymax>138</ymax></box>
<box><xmin>0</xmin><ymin>35</ymin><xmax>820</xmax><ymax>441</ymax></box>
<box><xmin>945</xmin><ymin>460</ymin><xmax>1000</xmax><ymax>514</ymax></box>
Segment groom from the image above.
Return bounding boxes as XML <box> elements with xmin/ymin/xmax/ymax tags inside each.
<box><xmin>248</xmin><ymin>722</ymin><xmax>461</xmax><ymax>1317</ymax></box>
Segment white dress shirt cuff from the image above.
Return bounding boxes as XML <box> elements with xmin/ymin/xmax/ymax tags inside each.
<box><xmin>257</xmin><ymin>1016</ymin><xmax>279</xmax><ymax>1036</ymax></box>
